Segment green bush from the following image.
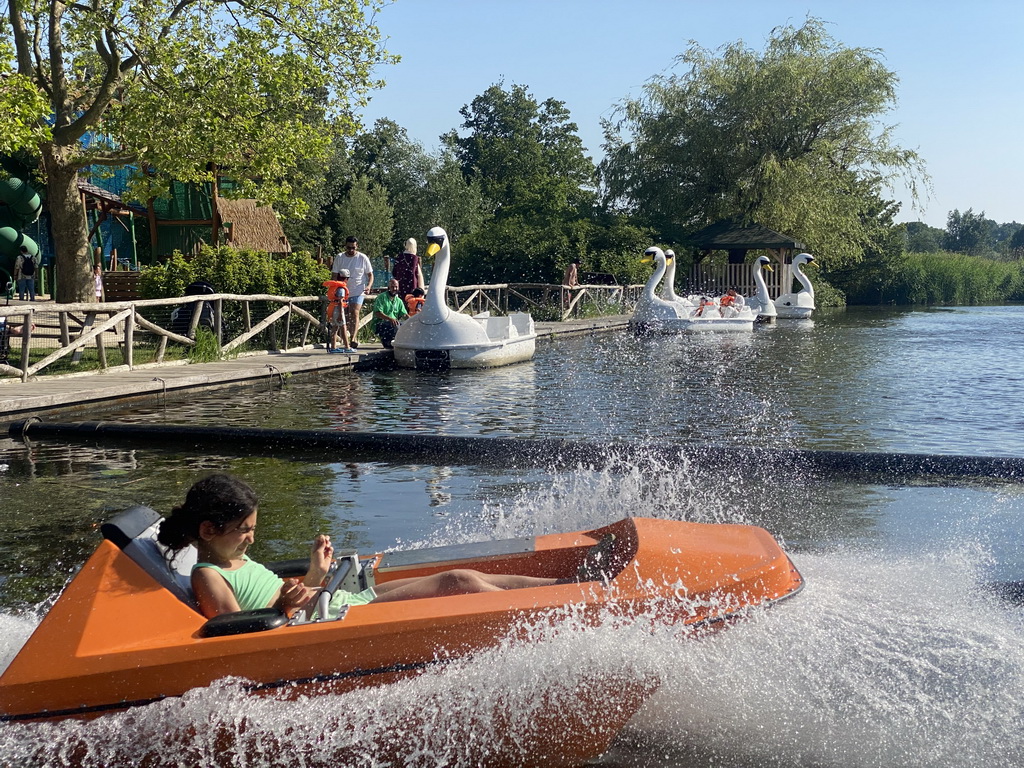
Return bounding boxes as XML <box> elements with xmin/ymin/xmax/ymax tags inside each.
<box><xmin>139</xmin><ymin>245</ymin><xmax>329</xmax><ymax>299</ymax></box>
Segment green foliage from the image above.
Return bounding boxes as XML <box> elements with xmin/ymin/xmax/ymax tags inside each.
<box><xmin>139</xmin><ymin>252</ymin><xmax>195</xmax><ymax>299</ymax></box>
<box><xmin>332</xmin><ymin>176</ymin><xmax>395</xmax><ymax>260</ymax></box>
<box><xmin>0</xmin><ymin>37</ymin><xmax>49</xmax><ymax>155</ymax></box>
<box><xmin>1010</xmin><ymin>226</ymin><xmax>1024</xmax><ymax>257</ymax></box>
<box><xmin>834</xmin><ymin>250</ymin><xmax>1024</xmax><ymax>305</ymax></box>
<box><xmin>139</xmin><ymin>246</ymin><xmax>328</xmax><ymax>299</ymax></box>
<box><xmin>601</xmin><ymin>17</ymin><xmax>927</xmax><ymax>270</ymax></box>
<box><xmin>6</xmin><ymin>0</ymin><xmax>394</xmax><ymax>301</ymax></box>
<box><xmin>442</xmin><ymin>82</ymin><xmax>604</xmax><ymax>284</ymax></box>
<box><xmin>943</xmin><ymin>208</ymin><xmax>993</xmax><ymax>255</ymax></box>
<box><xmin>903</xmin><ymin>221</ymin><xmax>944</xmax><ymax>253</ymax></box>
<box><xmin>187</xmin><ymin>326</ymin><xmax>221</xmax><ymax>363</ymax></box>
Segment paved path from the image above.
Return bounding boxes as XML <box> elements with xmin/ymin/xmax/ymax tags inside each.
<box><xmin>1</xmin><ymin>315</ymin><xmax>629</xmax><ymax>419</ymax></box>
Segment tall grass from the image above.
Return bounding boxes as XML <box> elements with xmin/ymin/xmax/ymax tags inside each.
<box><xmin>836</xmin><ymin>251</ymin><xmax>1024</xmax><ymax>305</ymax></box>
<box><xmin>900</xmin><ymin>252</ymin><xmax>1024</xmax><ymax>305</ymax></box>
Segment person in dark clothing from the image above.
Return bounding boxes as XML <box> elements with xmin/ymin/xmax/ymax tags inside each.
<box><xmin>391</xmin><ymin>238</ymin><xmax>423</xmax><ymax>298</ymax></box>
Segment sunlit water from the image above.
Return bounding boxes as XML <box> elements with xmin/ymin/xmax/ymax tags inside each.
<box><xmin>1</xmin><ymin>306</ymin><xmax>1023</xmax><ymax>766</ymax></box>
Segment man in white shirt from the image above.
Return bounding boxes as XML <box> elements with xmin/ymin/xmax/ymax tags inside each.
<box><xmin>331</xmin><ymin>236</ymin><xmax>374</xmax><ymax>347</ymax></box>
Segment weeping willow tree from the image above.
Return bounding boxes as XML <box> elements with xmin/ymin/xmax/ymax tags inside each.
<box><xmin>5</xmin><ymin>0</ymin><xmax>394</xmax><ymax>301</ymax></box>
<box><xmin>600</xmin><ymin>18</ymin><xmax>928</xmax><ymax>268</ymax></box>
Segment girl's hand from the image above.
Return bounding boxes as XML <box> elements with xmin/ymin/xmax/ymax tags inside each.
<box><xmin>277</xmin><ymin>578</ymin><xmax>318</xmax><ymax>612</ymax></box>
<box><xmin>307</xmin><ymin>534</ymin><xmax>333</xmax><ymax>585</ymax></box>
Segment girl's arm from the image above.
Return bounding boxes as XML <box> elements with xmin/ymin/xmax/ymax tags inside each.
<box><xmin>304</xmin><ymin>534</ymin><xmax>333</xmax><ymax>587</ymax></box>
<box><xmin>192</xmin><ymin>567</ymin><xmax>244</xmax><ymax>618</ymax></box>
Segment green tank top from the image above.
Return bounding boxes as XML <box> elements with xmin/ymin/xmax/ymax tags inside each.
<box><xmin>192</xmin><ymin>555</ymin><xmax>283</xmax><ymax>611</ymax></box>
<box><xmin>193</xmin><ymin>556</ymin><xmax>377</xmax><ymax>614</ymax></box>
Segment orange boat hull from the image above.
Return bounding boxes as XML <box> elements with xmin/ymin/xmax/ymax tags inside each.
<box><xmin>0</xmin><ymin>517</ymin><xmax>802</xmax><ymax>762</ymax></box>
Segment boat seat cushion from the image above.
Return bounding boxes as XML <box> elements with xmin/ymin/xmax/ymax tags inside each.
<box><xmin>101</xmin><ymin>505</ymin><xmax>198</xmax><ymax>609</ymax></box>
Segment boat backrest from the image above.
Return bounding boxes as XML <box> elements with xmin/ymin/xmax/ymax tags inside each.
<box><xmin>100</xmin><ymin>505</ymin><xmax>198</xmax><ymax>609</ymax></box>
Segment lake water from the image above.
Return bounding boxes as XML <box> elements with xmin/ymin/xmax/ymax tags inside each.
<box><xmin>1</xmin><ymin>305</ymin><xmax>1023</xmax><ymax>767</ymax></box>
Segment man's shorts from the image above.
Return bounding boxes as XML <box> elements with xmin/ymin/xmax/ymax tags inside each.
<box><xmin>351</xmin><ymin>294</ymin><xmax>366</xmax><ymax>306</ymax></box>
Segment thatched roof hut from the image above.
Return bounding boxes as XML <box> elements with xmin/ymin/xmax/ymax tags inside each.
<box><xmin>214</xmin><ymin>197</ymin><xmax>291</xmax><ymax>254</ymax></box>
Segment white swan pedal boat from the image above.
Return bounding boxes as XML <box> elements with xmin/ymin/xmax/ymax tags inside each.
<box><xmin>392</xmin><ymin>226</ymin><xmax>537</xmax><ymax>370</ymax></box>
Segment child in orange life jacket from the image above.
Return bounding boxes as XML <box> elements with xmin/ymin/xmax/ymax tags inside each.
<box><xmin>322</xmin><ymin>270</ymin><xmax>355</xmax><ymax>353</ymax></box>
<box><xmin>405</xmin><ymin>287</ymin><xmax>426</xmax><ymax>316</ymax></box>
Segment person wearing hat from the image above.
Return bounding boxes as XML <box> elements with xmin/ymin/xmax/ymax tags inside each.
<box><xmin>331</xmin><ymin>236</ymin><xmax>373</xmax><ymax>347</ymax></box>
<box><xmin>322</xmin><ymin>269</ymin><xmax>355</xmax><ymax>353</ymax></box>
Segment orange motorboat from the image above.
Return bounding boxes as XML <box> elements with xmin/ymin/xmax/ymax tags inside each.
<box><xmin>0</xmin><ymin>508</ymin><xmax>802</xmax><ymax>761</ymax></box>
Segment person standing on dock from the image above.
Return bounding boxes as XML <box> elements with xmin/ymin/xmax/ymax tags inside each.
<box><xmin>14</xmin><ymin>245</ymin><xmax>36</xmax><ymax>302</ymax></box>
<box><xmin>332</xmin><ymin>237</ymin><xmax>374</xmax><ymax>348</ymax></box>
<box><xmin>93</xmin><ymin>264</ymin><xmax>105</xmax><ymax>302</ymax></box>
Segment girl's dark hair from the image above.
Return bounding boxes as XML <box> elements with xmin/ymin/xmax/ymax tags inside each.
<box><xmin>157</xmin><ymin>474</ymin><xmax>259</xmax><ymax>556</ymax></box>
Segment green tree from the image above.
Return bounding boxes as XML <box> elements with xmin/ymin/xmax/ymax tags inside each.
<box><xmin>333</xmin><ymin>176</ymin><xmax>394</xmax><ymax>263</ymax></box>
<box><xmin>422</xmin><ymin>149</ymin><xmax>490</xmax><ymax>246</ymax></box>
<box><xmin>1010</xmin><ymin>226</ymin><xmax>1024</xmax><ymax>258</ymax></box>
<box><xmin>350</xmin><ymin>119</ymin><xmax>433</xmax><ymax>254</ymax></box>
<box><xmin>0</xmin><ymin>36</ymin><xmax>48</xmax><ymax>155</ymax></box>
<box><xmin>904</xmin><ymin>221</ymin><xmax>944</xmax><ymax>253</ymax></box>
<box><xmin>943</xmin><ymin>208</ymin><xmax>993</xmax><ymax>255</ymax></box>
<box><xmin>443</xmin><ymin>82</ymin><xmax>599</xmax><ymax>282</ymax></box>
<box><xmin>5</xmin><ymin>0</ymin><xmax>393</xmax><ymax>302</ymax></box>
<box><xmin>600</xmin><ymin>18</ymin><xmax>927</xmax><ymax>268</ymax></box>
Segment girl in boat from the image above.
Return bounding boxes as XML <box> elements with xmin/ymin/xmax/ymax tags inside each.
<box><xmin>158</xmin><ymin>474</ymin><xmax>566</xmax><ymax>619</ymax></box>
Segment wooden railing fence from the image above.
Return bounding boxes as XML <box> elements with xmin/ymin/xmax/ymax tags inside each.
<box><xmin>1</xmin><ymin>282</ymin><xmax>640</xmax><ymax>381</ymax></box>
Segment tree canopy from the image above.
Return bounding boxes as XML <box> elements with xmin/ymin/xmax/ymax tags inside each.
<box><xmin>600</xmin><ymin>18</ymin><xmax>927</xmax><ymax>268</ymax></box>
<box><xmin>5</xmin><ymin>0</ymin><xmax>393</xmax><ymax>300</ymax></box>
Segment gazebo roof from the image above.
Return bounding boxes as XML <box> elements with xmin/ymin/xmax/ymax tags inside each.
<box><xmin>683</xmin><ymin>219</ymin><xmax>804</xmax><ymax>251</ymax></box>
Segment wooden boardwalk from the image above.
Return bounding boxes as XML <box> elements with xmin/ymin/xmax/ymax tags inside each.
<box><xmin>0</xmin><ymin>315</ymin><xmax>629</xmax><ymax>419</ymax></box>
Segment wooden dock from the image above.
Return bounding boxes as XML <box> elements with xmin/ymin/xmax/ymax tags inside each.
<box><xmin>0</xmin><ymin>315</ymin><xmax>629</xmax><ymax>419</ymax></box>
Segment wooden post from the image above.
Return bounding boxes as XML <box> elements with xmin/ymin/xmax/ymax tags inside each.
<box><xmin>214</xmin><ymin>298</ymin><xmax>223</xmax><ymax>346</ymax></box>
<box><xmin>283</xmin><ymin>303</ymin><xmax>292</xmax><ymax>350</ymax></box>
<box><xmin>18</xmin><ymin>313</ymin><xmax>31</xmax><ymax>382</ymax></box>
<box><xmin>59</xmin><ymin>311</ymin><xmax>70</xmax><ymax>347</ymax></box>
<box><xmin>95</xmin><ymin>312</ymin><xmax>107</xmax><ymax>368</ymax></box>
<box><xmin>124</xmin><ymin>310</ymin><xmax>135</xmax><ymax>369</ymax></box>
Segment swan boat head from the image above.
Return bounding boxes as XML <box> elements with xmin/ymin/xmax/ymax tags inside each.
<box><xmin>749</xmin><ymin>254</ymin><xmax>777</xmax><ymax>319</ymax></box>
<box><xmin>631</xmin><ymin>247</ymin><xmax>684</xmax><ymax>329</ymax></box>
<box><xmin>660</xmin><ymin>249</ymin><xmax>695</xmax><ymax>309</ymax></box>
<box><xmin>774</xmin><ymin>252</ymin><xmax>816</xmax><ymax>316</ymax></box>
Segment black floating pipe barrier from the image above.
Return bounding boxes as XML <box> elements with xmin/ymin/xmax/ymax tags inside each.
<box><xmin>9</xmin><ymin>419</ymin><xmax>1024</xmax><ymax>484</ymax></box>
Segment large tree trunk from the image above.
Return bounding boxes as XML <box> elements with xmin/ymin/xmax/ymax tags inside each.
<box><xmin>42</xmin><ymin>143</ymin><xmax>93</xmax><ymax>303</ymax></box>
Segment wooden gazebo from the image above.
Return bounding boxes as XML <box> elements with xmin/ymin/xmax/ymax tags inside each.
<box><xmin>680</xmin><ymin>219</ymin><xmax>806</xmax><ymax>298</ymax></box>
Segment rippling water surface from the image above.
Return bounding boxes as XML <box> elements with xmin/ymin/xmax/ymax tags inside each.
<box><xmin>1</xmin><ymin>305</ymin><xmax>1023</xmax><ymax>767</ymax></box>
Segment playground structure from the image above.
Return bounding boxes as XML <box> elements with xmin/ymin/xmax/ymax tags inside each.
<box><xmin>0</xmin><ymin>177</ymin><xmax>42</xmax><ymax>282</ymax></box>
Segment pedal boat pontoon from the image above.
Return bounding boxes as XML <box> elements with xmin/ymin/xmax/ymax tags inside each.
<box><xmin>0</xmin><ymin>509</ymin><xmax>802</xmax><ymax>759</ymax></box>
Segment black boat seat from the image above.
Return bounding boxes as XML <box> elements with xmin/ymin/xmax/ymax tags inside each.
<box><xmin>101</xmin><ymin>505</ymin><xmax>199</xmax><ymax>609</ymax></box>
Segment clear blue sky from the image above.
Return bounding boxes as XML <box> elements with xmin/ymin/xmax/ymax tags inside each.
<box><xmin>359</xmin><ymin>0</ymin><xmax>1023</xmax><ymax>229</ymax></box>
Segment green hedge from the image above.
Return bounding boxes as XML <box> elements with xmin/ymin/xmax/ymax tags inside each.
<box><xmin>139</xmin><ymin>246</ymin><xmax>329</xmax><ymax>299</ymax></box>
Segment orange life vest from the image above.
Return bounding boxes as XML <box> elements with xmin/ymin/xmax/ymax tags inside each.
<box><xmin>323</xmin><ymin>280</ymin><xmax>349</xmax><ymax>320</ymax></box>
<box><xmin>406</xmin><ymin>295</ymin><xmax>425</xmax><ymax>315</ymax></box>
<box><xmin>720</xmin><ymin>294</ymin><xmax>736</xmax><ymax>307</ymax></box>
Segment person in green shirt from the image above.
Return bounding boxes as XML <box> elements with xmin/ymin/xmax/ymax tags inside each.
<box><xmin>372</xmin><ymin>278</ymin><xmax>409</xmax><ymax>349</ymax></box>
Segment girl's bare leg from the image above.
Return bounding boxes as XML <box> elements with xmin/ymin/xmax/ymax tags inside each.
<box><xmin>372</xmin><ymin>569</ymin><xmax>558</xmax><ymax>603</ymax></box>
